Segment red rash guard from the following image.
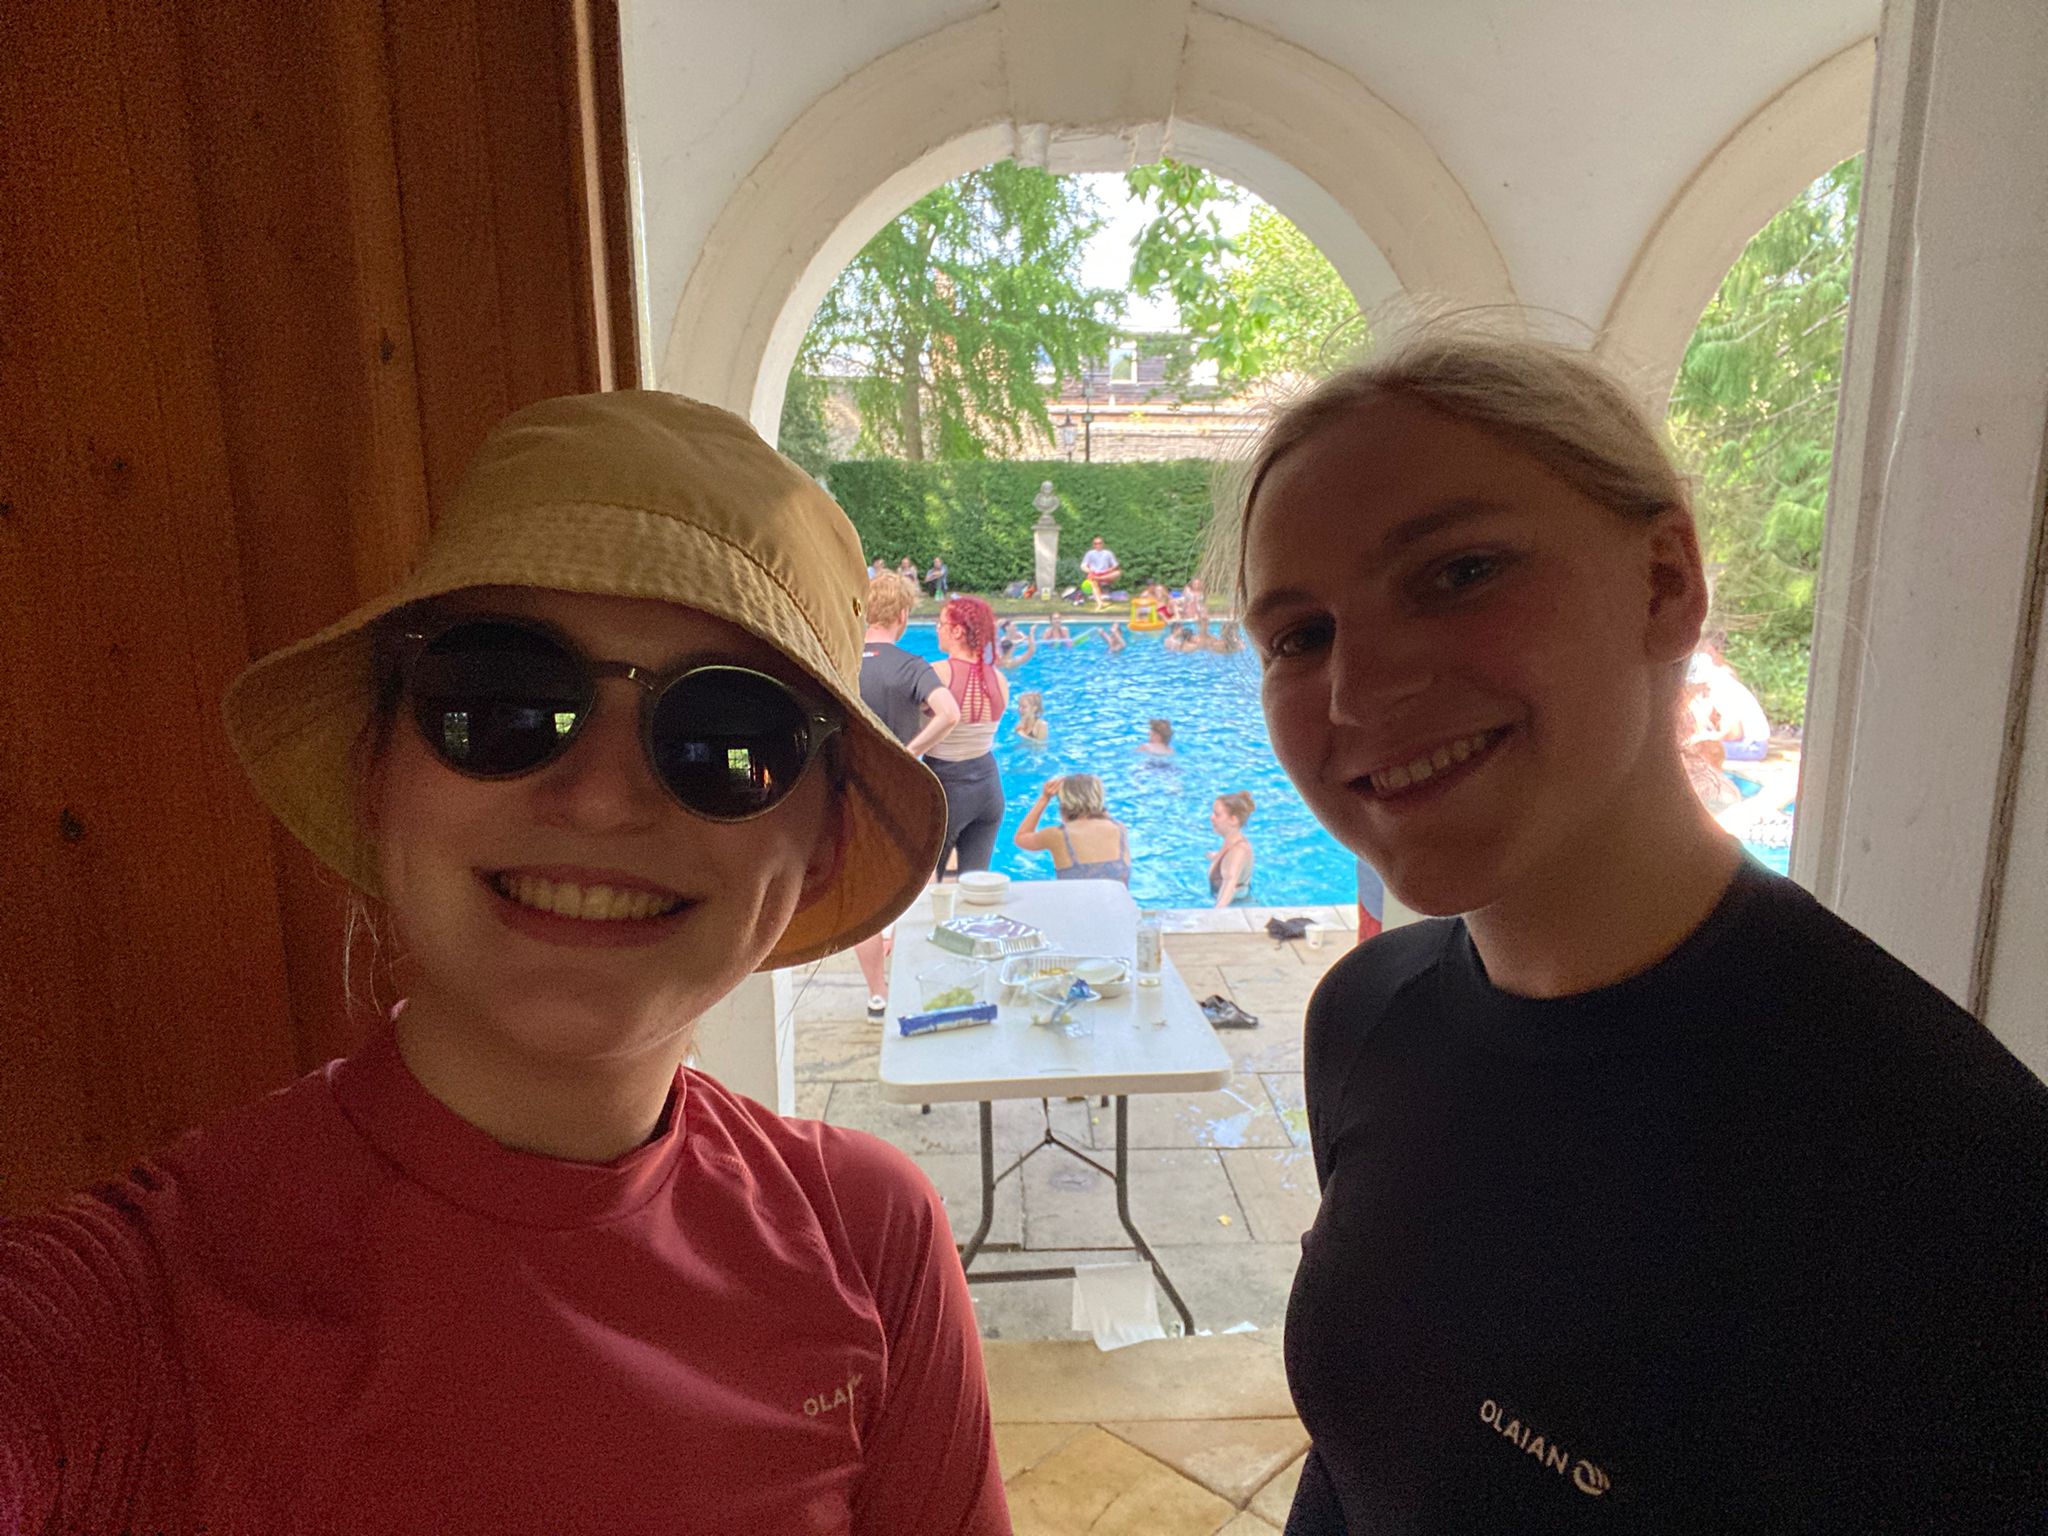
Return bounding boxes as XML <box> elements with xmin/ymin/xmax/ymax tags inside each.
<box><xmin>0</xmin><ymin>1028</ymin><xmax>1009</xmax><ymax>1535</ymax></box>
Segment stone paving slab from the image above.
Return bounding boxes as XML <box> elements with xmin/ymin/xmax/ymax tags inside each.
<box><xmin>1005</xmin><ymin>1425</ymin><xmax>1237</xmax><ymax>1536</ymax></box>
<box><xmin>1259</xmin><ymin>1074</ymin><xmax>1308</xmax><ymax>1147</ymax></box>
<box><xmin>919</xmin><ymin>1149</ymin><xmax>1027</xmax><ymax>1250</ymax></box>
<box><xmin>969</xmin><ymin>1239</ymin><xmax>1303</xmax><ymax>1341</ymax></box>
<box><xmin>1021</xmin><ymin>1147</ymin><xmax>1251</xmax><ymax>1251</ymax></box>
<box><xmin>822</xmin><ymin>1079</ymin><xmax>1093</xmax><ymax>1156</ymax></box>
<box><xmin>1250</xmin><ymin>1452</ymin><xmax>1307</xmax><ymax>1525</ymax></box>
<box><xmin>1102</xmin><ymin>1417</ymin><xmax>1309</xmax><ymax>1508</ymax></box>
<box><xmin>1219</xmin><ymin>1146</ymin><xmax>1321</xmax><ymax>1246</ymax></box>
<box><xmin>1118</xmin><ymin>1083</ymin><xmax>1293</xmax><ymax>1150</ymax></box>
<box><xmin>984</xmin><ymin>1332</ymin><xmax>1294</xmax><ymax>1422</ymax></box>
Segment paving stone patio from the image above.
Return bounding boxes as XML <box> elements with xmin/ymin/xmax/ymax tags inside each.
<box><xmin>986</xmin><ymin>1333</ymin><xmax>1308</xmax><ymax>1533</ymax></box>
<box><xmin>787</xmin><ymin>903</ymin><xmax>1353</xmax><ymax>1343</ymax></box>
<box><xmin>784</xmin><ymin>903</ymin><xmax>1355</xmax><ymax>1528</ymax></box>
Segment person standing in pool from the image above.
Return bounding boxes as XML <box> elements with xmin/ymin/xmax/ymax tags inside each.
<box><xmin>995</xmin><ymin>620</ymin><xmax>1039</xmax><ymax>672</ymax></box>
<box><xmin>1207</xmin><ymin>791</ymin><xmax>1255</xmax><ymax>907</ymax></box>
<box><xmin>0</xmin><ymin>393</ymin><xmax>1008</xmax><ymax>1534</ymax></box>
<box><xmin>1229</xmin><ymin>320</ymin><xmax>2048</xmax><ymax>1532</ymax></box>
<box><xmin>1012</xmin><ymin>690</ymin><xmax>1048</xmax><ymax>744</ymax></box>
<box><xmin>925</xmin><ymin>595</ymin><xmax>1009</xmax><ymax>880</ymax></box>
<box><xmin>1013</xmin><ymin>774</ymin><xmax>1132</xmax><ymax>885</ymax></box>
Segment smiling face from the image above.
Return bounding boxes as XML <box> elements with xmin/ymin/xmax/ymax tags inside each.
<box><xmin>1243</xmin><ymin>395</ymin><xmax>1704</xmax><ymax>918</ymax></box>
<box><xmin>370</xmin><ymin>587</ymin><xmax>843</xmax><ymax>1067</ymax></box>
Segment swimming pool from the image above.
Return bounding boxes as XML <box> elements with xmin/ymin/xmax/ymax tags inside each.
<box><xmin>899</xmin><ymin>622</ymin><xmax>1352</xmax><ymax>907</ymax></box>
<box><xmin>898</xmin><ymin>622</ymin><xmax>1794</xmax><ymax>902</ymax></box>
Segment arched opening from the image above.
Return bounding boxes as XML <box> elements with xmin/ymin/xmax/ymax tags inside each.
<box><xmin>650</xmin><ymin>8</ymin><xmax>1510</xmax><ymax>433</ymax></box>
<box><xmin>1667</xmin><ymin>154</ymin><xmax>1863</xmax><ymax>874</ymax></box>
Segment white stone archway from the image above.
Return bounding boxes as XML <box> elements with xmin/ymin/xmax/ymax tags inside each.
<box><xmin>1597</xmin><ymin>37</ymin><xmax>1876</xmax><ymax>404</ymax></box>
<box><xmin>656</xmin><ymin>3</ymin><xmax>1515</xmax><ymax>435</ymax></box>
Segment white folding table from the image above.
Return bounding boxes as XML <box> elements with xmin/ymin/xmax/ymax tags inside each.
<box><xmin>878</xmin><ymin>878</ymin><xmax>1231</xmax><ymax>1335</ymax></box>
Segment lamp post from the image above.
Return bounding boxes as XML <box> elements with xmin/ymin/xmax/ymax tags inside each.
<box><xmin>1031</xmin><ymin>480</ymin><xmax>1062</xmax><ymax>595</ymax></box>
<box><xmin>1079</xmin><ymin>377</ymin><xmax>1095</xmax><ymax>463</ymax></box>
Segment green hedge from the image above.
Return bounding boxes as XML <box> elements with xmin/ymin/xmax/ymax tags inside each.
<box><xmin>826</xmin><ymin>459</ymin><xmax>1221</xmax><ymax>594</ymax></box>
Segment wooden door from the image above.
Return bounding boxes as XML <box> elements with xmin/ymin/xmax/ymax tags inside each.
<box><xmin>0</xmin><ymin>0</ymin><xmax>635</xmax><ymax>1213</ymax></box>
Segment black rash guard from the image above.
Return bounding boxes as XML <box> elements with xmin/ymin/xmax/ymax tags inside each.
<box><xmin>1284</xmin><ymin>856</ymin><xmax>2048</xmax><ymax>1534</ymax></box>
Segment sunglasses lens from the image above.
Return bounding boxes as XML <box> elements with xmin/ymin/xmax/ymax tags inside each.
<box><xmin>410</xmin><ymin>621</ymin><xmax>589</xmax><ymax>776</ymax></box>
<box><xmin>650</xmin><ymin>668</ymin><xmax>816</xmax><ymax>819</ymax></box>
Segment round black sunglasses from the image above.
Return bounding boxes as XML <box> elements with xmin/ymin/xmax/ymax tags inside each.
<box><xmin>399</xmin><ymin>614</ymin><xmax>844</xmax><ymax>822</ymax></box>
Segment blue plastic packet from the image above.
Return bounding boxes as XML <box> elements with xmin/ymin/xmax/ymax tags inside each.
<box><xmin>898</xmin><ymin>1002</ymin><xmax>999</xmax><ymax>1036</ymax></box>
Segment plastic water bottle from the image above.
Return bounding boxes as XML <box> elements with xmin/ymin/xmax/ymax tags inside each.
<box><xmin>1134</xmin><ymin>912</ymin><xmax>1163</xmax><ymax>987</ymax></box>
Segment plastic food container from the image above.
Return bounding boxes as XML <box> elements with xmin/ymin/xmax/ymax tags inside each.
<box><xmin>998</xmin><ymin>951</ymin><xmax>1130</xmax><ymax>999</ymax></box>
<box><xmin>956</xmin><ymin>870</ymin><xmax>1010</xmax><ymax>906</ymax></box>
<box><xmin>916</xmin><ymin>958</ymin><xmax>988</xmax><ymax>1013</ymax></box>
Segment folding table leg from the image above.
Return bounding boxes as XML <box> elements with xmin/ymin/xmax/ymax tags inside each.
<box><xmin>1110</xmin><ymin>1096</ymin><xmax>1196</xmax><ymax>1336</ymax></box>
<box><xmin>956</xmin><ymin>1100</ymin><xmax>997</xmax><ymax>1269</ymax></box>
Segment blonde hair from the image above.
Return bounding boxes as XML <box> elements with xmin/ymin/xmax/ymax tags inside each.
<box><xmin>1211</xmin><ymin>315</ymin><xmax>1690</xmax><ymax>607</ymax></box>
<box><xmin>1058</xmin><ymin>774</ymin><xmax>1107</xmax><ymax>820</ymax></box>
<box><xmin>1216</xmin><ymin>790</ymin><xmax>1255</xmax><ymax>825</ymax></box>
<box><xmin>1017</xmin><ymin>690</ymin><xmax>1045</xmax><ymax>722</ymax></box>
<box><xmin>866</xmin><ymin>573</ymin><xmax>916</xmax><ymax>628</ymax></box>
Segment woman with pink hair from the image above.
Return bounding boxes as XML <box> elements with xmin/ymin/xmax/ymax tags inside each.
<box><xmin>923</xmin><ymin>595</ymin><xmax>1010</xmax><ymax>878</ymax></box>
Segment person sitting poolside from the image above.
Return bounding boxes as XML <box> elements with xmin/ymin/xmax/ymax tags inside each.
<box><xmin>1139</xmin><ymin>718</ymin><xmax>1174</xmax><ymax>756</ymax></box>
<box><xmin>1013</xmin><ymin>690</ymin><xmax>1049</xmax><ymax>744</ymax></box>
<box><xmin>1690</xmin><ymin>635</ymin><xmax>1771</xmax><ymax>760</ymax></box>
<box><xmin>1079</xmin><ymin>537</ymin><xmax>1122</xmax><ymax>609</ymax></box>
<box><xmin>1013</xmin><ymin>774</ymin><xmax>1132</xmax><ymax>885</ymax></box>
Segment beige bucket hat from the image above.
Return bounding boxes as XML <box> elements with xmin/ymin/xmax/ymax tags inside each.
<box><xmin>223</xmin><ymin>390</ymin><xmax>945</xmax><ymax>969</ymax></box>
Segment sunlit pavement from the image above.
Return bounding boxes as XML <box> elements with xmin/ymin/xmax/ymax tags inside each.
<box><xmin>786</xmin><ymin>907</ymin><xmax>1346</xmax><ymax>1530</ymax></box>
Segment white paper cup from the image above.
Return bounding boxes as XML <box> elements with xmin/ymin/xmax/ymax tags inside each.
<box><xmin>930</xmin><ymin>885</ymin><xmax>957</xmax><ymax>923</ymax></box>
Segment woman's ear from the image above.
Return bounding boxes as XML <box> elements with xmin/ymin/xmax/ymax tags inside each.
<box><xmin>1642</xmin><ymin>508</ymin><xmax>1710</xmax><ymax>666</ymax></box>
<box><xmin>795</xmin><ymin>791</ymin><xmax>853</xmax><ymax>914</ymax></box>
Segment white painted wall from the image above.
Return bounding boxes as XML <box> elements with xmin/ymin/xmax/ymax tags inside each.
<box><xmin>1799</xmin><ymin>0</ymin><xmax>2048</xmax><ymax>1070</ymax></box>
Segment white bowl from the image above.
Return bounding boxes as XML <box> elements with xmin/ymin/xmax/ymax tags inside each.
<box><xmin>956</xmin><ymin>871</ymin><xmax>1010</xmax><ymax>906</ymax></box>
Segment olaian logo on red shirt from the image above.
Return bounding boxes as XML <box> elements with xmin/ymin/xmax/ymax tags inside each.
<box><xmin>1479</xmin><ymin>1399</ymin><xmax>1611</xmax><ymax>1497</ymax></box>
<box><xmin>805</xmin><ymin>1370</ymin><xmax>863</xmax><ymax>1421</ymax></box>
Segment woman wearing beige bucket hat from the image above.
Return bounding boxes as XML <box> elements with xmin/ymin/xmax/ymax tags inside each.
<box><xmin>0</xmin><ymin>393</ymin><xmax>1011</xmax><ymax>1533</ymax></box>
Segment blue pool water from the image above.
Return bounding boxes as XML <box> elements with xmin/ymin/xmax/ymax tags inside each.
<box><xmin>899</xmin><ymin>622</ymin><xmax>1355</xmax><ymax>908</ymax></box>
<box><xmin>897</xmin><ymin>622</ymin><xmax>1796</xmax><ymax>901</ymax></box>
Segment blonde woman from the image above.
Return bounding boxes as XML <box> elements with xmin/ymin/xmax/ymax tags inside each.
<box><xmin>1229</xmin><ymin>320</ymin><xmax>2048</xmax><ymax>1530</ymax></box>
<box><xmin>1013</xmin><ymin>774</ymin><xmax>1131</xmax><ymax>885</ymax></box>
<box><xmin>1013</xmin><ymin>690</ymin><xmax>1048</xmax><ymax>744</ymax></box>
<box><xmin>0</xmin><ymin>395</ymin><xmax>1008</xmax><ymax>1534</ymax></box>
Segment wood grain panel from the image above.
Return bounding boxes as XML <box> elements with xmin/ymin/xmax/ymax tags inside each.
<box><xmin>3</xmin><ymin>0</ymin><xmax>636</xmax><ymax>1211</ymax></box>
<box><xmin>0</xmin><ymin>0</ymin><xmax>297</xmax><ymax>1211</ymax></box>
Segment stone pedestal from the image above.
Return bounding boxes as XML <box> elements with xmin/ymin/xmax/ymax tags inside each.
<box><xmin>1033</xmin><ymin>521</ymin><xmax>1061</xmax><ymax>593</ymax></box>
<box><xmin>1032</xmin><ymin>480</ymin><xmax>1062</xmax><ymax>593</ymax></box>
